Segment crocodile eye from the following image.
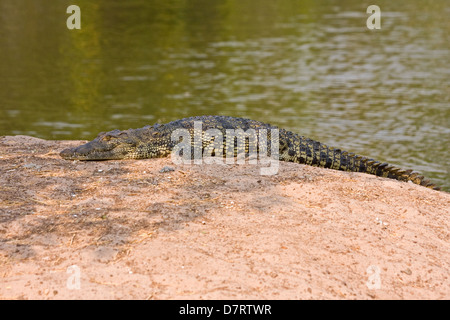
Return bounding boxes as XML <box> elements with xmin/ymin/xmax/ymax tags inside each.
<box><xmin>152</xmin><ymin>131</ymin><xmax>160</xmax><ymax>137</ymax></box>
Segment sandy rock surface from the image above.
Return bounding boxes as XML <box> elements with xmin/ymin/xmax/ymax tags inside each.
<box><xmin>0</xmin><ymin>135</ymin><xmax>448</xmax><ymax>299</ymax></box>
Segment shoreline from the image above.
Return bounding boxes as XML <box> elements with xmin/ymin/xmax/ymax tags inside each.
<box><xmin>0</xmin><ymin>135</ymin><xmax>449</xmax><ymax>299</ymax></box>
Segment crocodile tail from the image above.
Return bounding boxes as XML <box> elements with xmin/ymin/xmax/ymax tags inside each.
<box><xmin>325</xmin><ymin>146</ymin><xmax>440</xmax><ymax>190</ymax></box>
<box><xmin>288</xmin><ymin>136</ymin><xmax>439</xmax><ymax>190</ymax></box>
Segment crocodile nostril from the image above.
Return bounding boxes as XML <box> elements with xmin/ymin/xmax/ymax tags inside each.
<box><xmin>60</xmin><ymin>148</ymin><xmax>74</xmax><ymax>158</ymax></box>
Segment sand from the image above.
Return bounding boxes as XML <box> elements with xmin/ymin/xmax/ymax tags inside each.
<box><xmin>0</xmin><ymin>135</ymin><xmax>448</xmax><ymax>299</ymax></box>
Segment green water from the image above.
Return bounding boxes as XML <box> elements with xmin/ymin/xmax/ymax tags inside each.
<box><xmin>0</xmin><ymin>0</ymin><xmax>449</xmax><ymax>190</ymax></box>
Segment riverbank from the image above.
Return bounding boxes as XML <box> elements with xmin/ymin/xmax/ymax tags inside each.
<box><xmin>0</xmin><ymin>135</ymin><xmax>448</xmax><ymax>299</ymax></box>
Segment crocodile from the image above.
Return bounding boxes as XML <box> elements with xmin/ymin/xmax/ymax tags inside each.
<box><xmin>60</xmin><ymin>115</ymin><xmax>439</xmax><ymax>190</ymax></box>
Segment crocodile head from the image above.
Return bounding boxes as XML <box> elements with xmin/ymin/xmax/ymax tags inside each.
<box><xmin>60</xmin><ymin>128</ymin><xmax>154</xmax><ymax>160</ymax></box>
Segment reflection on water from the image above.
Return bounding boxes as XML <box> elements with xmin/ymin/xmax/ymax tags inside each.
<box><xmin>0</xmin><ymin>0</ymin><xmax>448</xmax><ymax>190</ymax></box>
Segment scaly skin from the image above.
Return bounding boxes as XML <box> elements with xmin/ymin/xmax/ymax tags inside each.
<box><xmin>60</xmin><ymin>115</ymin><xmax>439</xmax><ymax>190</ymax></box>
